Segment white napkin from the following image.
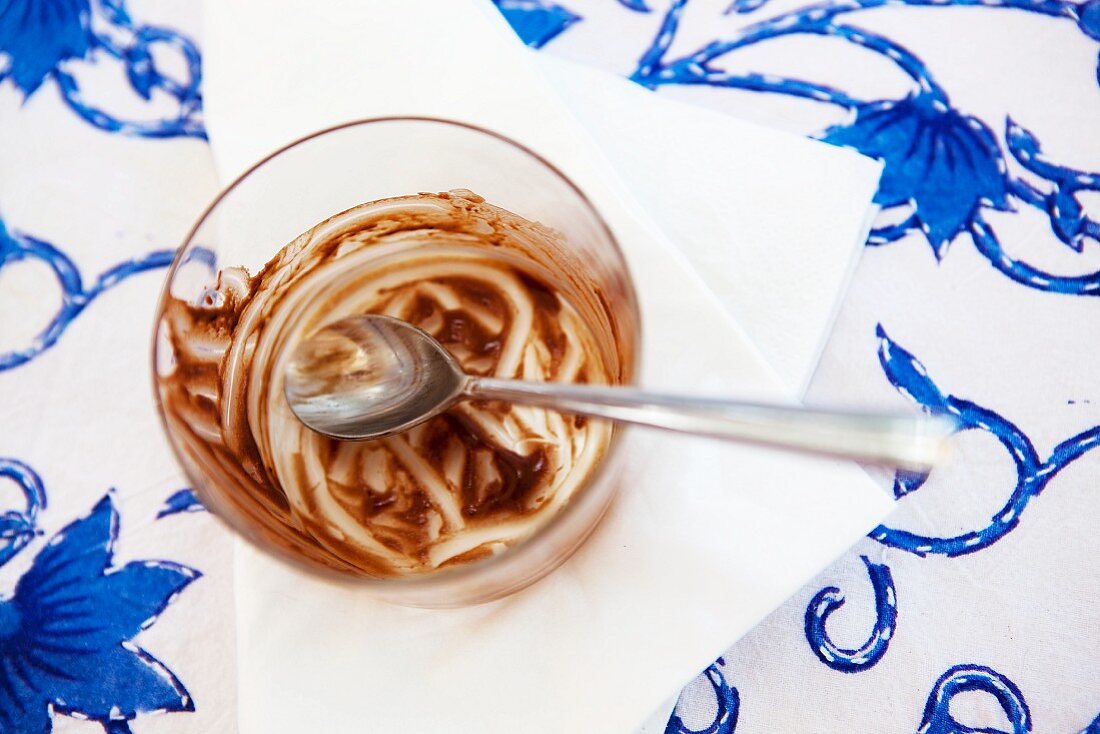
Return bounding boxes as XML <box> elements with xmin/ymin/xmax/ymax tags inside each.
<box><xmin>534</xmin><ymin>56</ymin><xmax>881</xmax><ymax>395</ymax></box>
<box><xmin>201</xmin><ymin>1</ymin><xmax>891</xmax><ymax>732</ymax></box>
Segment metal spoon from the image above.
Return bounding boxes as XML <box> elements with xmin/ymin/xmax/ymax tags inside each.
<box><xmin>284</xmin><ymin>314</ymin><xmax>955</xmax><ymax>471</ymax></box>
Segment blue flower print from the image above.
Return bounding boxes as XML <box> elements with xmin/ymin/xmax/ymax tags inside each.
<box><xmin>0</xmin><ymin>494</ymin><xmax>199</xmax><ymax>732</ymax></box>
<box><xmin>0</xmin><ymin>0</ymin><xmax>93</xmax><ymax>96</ymax></box>
<box><xmin>156</xmin><ymin>489</ymin><xmax>205</xmax><ymax>520</ymax></box>
<box><xmin>822</xmin><ymin>93</ymin><xmax>1011</xmax><ymax>258</ymax></box>
<box><xmin>0</xmin><ymin>0</ymin><xmax>204</xmax><ymax>138</ymax></box>
<box><xmin>619</xmin><ymin>0</ymin><xmax>1100</xmax><ymax>295</ymax></box>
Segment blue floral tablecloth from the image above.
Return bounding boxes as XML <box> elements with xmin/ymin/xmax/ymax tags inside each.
<box><xmin>1</xmin><ymin>0</ymin><xmax>1098</xmax><ymax>731</ymax></box>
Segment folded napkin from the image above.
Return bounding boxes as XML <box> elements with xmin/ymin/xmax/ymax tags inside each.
<box><xmin>535</xmin><ymin>56</ymin><xmax>880</xmax><ymax>395</ymax></box>
<box><xmin>201</xmin><ymin>1</ymin><xmax>890</xmax><ymax>732</ymax></box>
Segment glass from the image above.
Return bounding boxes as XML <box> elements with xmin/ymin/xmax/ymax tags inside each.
<box><xmin>152</xmin><ymin>117</ymin><xmax>641</xmax><ymax>607</ymax></box>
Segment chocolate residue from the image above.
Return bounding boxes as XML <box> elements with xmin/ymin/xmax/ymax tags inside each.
<box><xmin>157</xmin><ymin>190</ymin><xmax>625</xmax><ymax>577</ymax></box>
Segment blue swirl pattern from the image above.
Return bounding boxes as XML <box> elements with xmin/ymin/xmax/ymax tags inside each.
<box><xmin>664</xmin><ymin>659</ymin><xmax>739</xmax><ymax>734</ymax></box>
<box><xmin>1007</xmin><ymin>120</ymin><xmax>1100</xmax><ymax>253</ymax></box>
<box><xmin>0</xmin><ymin>458</ymin><xmax>46</xmax><ymax>567</ymax></box>
<box><xmin>871</xmin><ymin>325</ymin><xmax>1100</xmax><ymax>556</ymax></box>
<box><xmin>804</xmin><ymin>555</ymin><xmax>897</xmax><ymax>672</ymax></box>
<box><xmin>918</xmin><ymin>665</ymin><xmax>1031</xmax><ymax>734</ymax></box>
<box><xmin>0</xmin><ymin>216</ymin><xmax>177</xmax><ymax>372</ymax></box>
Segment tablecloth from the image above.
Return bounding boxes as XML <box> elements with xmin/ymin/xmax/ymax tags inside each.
<box><xmin>1</xmin><ymin>0</ymin><xmax>1098</xmax><ymax>732</ymax></box>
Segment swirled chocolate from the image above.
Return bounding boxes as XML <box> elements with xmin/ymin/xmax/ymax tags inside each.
<box><xmin>157</xmin><ymin>191</ymin><xmax>623</xmax><ymax>577</ymax></box>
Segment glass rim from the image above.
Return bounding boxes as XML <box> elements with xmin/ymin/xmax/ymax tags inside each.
<box><xmin>150</xmin><ymin>115</ymin><xmax>644</xmax><ymax>596</ymax></box>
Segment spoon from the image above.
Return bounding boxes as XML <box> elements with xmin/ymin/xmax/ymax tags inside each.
<box><xmin>284</xmin><ymin>314</ymin><xmax>955</xmax><ymax>471</ymax></box>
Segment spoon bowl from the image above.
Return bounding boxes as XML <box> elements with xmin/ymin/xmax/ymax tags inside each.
<box><xmin>284</xmin><ymin>315</ymin><xmax>466</xmax><ymax>440</ymax></box>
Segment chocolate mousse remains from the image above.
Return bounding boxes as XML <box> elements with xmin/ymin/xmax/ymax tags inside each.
<box><xmin>157</xmin><ymin>190</ymin><xmax>624</xmax><ymax>577</ymax></box>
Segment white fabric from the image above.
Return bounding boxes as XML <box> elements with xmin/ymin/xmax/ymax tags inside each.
<box><xmin>201</xmin><ymin>1</ymin><xmax>889</xmax><ymax>732</ymax></box>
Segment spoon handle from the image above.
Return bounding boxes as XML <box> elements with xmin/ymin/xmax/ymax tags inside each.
<box><xmin>465</xmin><ymin>377</ymin><xmax>955</xmax><ymax>472</ymax></box>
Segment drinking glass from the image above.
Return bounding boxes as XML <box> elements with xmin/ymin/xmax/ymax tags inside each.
<box><xmin>153</xmin><ymin>117</ymin><xmax>641</xmax><ymax>607</ymax></box>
